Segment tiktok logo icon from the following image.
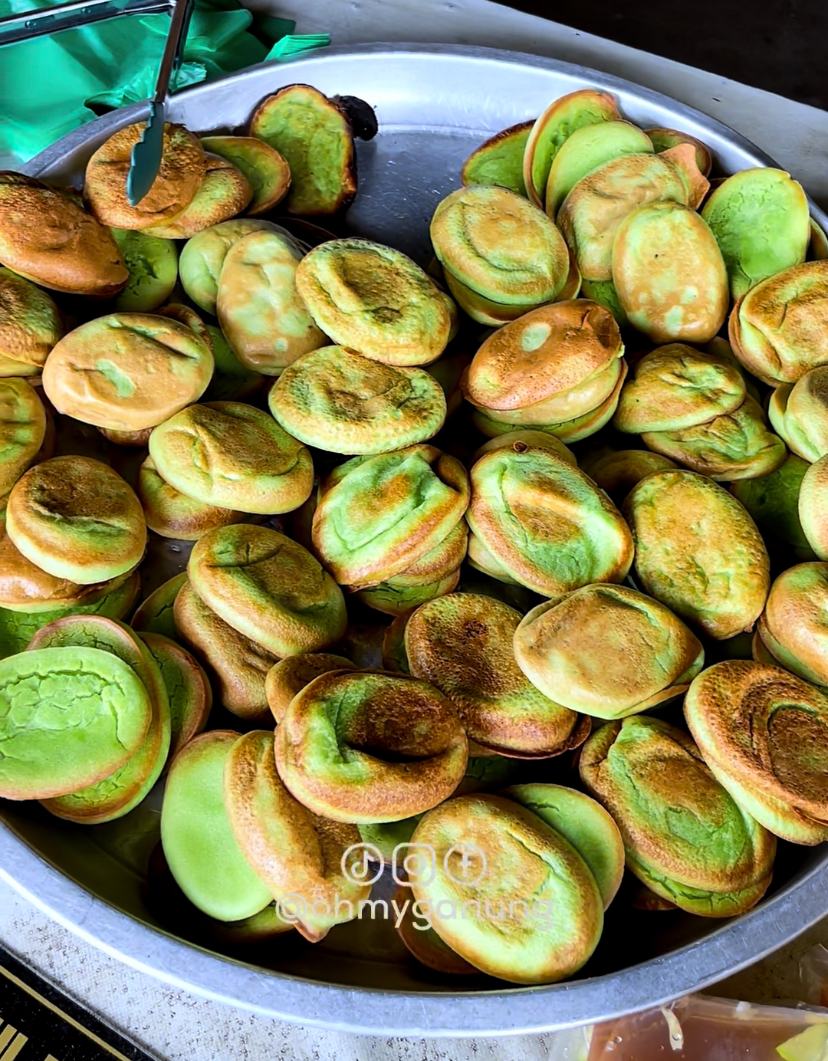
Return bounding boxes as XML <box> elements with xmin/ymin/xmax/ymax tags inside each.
<box><xmin>340</xmin><ymin>842</ymin><xmax>384</xmax><ymax>885</ymax></box>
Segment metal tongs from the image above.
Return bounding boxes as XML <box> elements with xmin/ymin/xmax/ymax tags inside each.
<box><xmin>0</xmin><ymin>0</ymin><xmax>195</xmax><ymax>204</ymax></box>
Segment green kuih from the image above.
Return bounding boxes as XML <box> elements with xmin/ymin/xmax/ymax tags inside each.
<box><xmin>149</xmin><ymin>402</ymin><xmax>313</xmax><ymax>516</ymax></box>
<box><xmin>557</xmin><ymin>152</ymin><xmax>689</xmax><ymax>282</ymax></box>
<box><xmin>267</xmin><ymin>345</ymin><xmax>447</xmax><ymax>455</ymax></box>
<box><xmin>140</xmin><ymin>631</ymin><xmax>212</xmax><ymax>761</ymax></box>
<box><xmin>623</xmin><ymin>470</ymin><xmax>769</xmax><ymax>640</ymax></box>
<box><xmin>612</xmin><ymin>202</ymin><xmax>728</xmax><ymax>344</ymax></box>
<box><xmin>31</xmin><ymin>616</ymin><xmax>170</xmax><ymax>825</ymax></box>
<box><xmin>642</xmin><ymin>395</ymin><xmax>787</xmax><ymax>482</ymax></box>
<box><xmin>161</xmin><ymin>731</ymin><xmax>273</xmax><ymax>921</ymax></box>
<box><xmin>768</xmin><ymin>366</ymin><xmax>828</xmax><ymax>464</ymax></box>
<box><xmin>755</xmin><ymin>563</ymin><xmax>828</xmax><ymax>687</ymax></box>
<box><xmin>701</xmin><ymin>167</ymin><xmax>810</xmax><ymax>299</ymax></box>
<box><xmin>275</xmin><ymin>670</ymin><xmax>468</xmax><ymax>824</ymax></box>
<box><xmin>178</xmin><ymin>218</ymin><xmax>283</xmax><ymax>315</ymax></box>
<box><xmin>467</xmin><ymin>440</ymin><xmax>633</xmax><ymax>597</ymax></box>
<box><xmin>0</xmin><ymin>645</ymin><xmax>151</xmax><ymax>800</ymax></box>
<box><xmin>514</xmin><ymin>585</ymin><xmax>705</xmax><ymax>720</ymax></box>
<box><xmin>646</xmin><ymin>128</ymin><xmax>712</xmax><ymax>175</ymax></box>
<box><xmin>0</xmin><ymin>266</ymin><xmax>62</xmax><ymax>370</ymax></box>
<box><xmin>249</xmin><ymin>85</ymin><xmax>357</xmax><ymax>215</ymax></box>
<box><xmin>522</xmin><ymin>88</ymin><xmax>621</xmax><ymax>207</ymax></box>
<box><xmin>580</xmin><ymin>715</ymin><xmax>776</xmax><ymax>916</ymax></box>
<box><xmin>200</xmin><ymin>135</ymin><xmax>291</xmax><ymax>216</ymax></box>
<box><xmin>729</xmin><ymin>261</ymin><xmax>828</xmax><ymax>386</ymax></box>
<box><xmin>295</xmin><ymin>239</ymin><xmax>455</xmax><ymax>368</ymax></box>
<box><xmin>131</xmin><ymin>573</ymin><xmax>187</xmax><ymax>641</ymax></box>
<box><xmin>405</xmin><ymin>592</ymin><xmax>588</xmax><ymax>758</ymax></box>
<box><xmin>312</xmin><ymin>445</ymin><xmax>470</xmax><ymax>590</ymax></box>
<box><xmin>731</xmin><ymin>454</ymin><xmax>815</xmax><ymax>561</ymax></box>
<box><xmin>544</xmin><ymin>120</ymin><xmax>654</xmax><ymax>218</ymax></box>
<box><xmin>431</xmin><ymin>186</ymin><xmax>570</xmax><ymax>309</ymax></box>
<box><xmin>0</xmin><ymin>570</ymin><xmax>140</xmax><ymax>660</ymax></box>
<box><xmin>188</xmin><ymin>524</ymin><xmax>347</xmax><ymax>657</ymax></box>
<box><xmin>408</xmin><ymin>794</ymin><xmax>604</xmax><ymax>983</ymax></box>
<box><xmin>461</xmin><ymin>119</ymin><xmax>534</xmax><ymax>197</ymax></box>
<box><xmin>501</xmin><ymin>784</ymin><xmax>625</xmax><ymax>909</ymax></box>
<box><xmin>111</xmin><ymin>228</ymin><xmax>178</xmax><ymax>312</ymax></box>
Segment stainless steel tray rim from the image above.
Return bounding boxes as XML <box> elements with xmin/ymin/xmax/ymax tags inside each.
<box><xmin>4</xmin><ymin>821</ymin><xmax>827</xmax><ymax>1036</ymax></box>
<box><xmin>8</xmin><ymin>42</ymin><xmax>828</xmax><ymax>1035</ymax></box>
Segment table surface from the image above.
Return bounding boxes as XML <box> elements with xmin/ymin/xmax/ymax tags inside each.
<box><xmin>3</xmin><ymin>1</ymin><xmax>828</xmax><ymax>1057</ymax></box>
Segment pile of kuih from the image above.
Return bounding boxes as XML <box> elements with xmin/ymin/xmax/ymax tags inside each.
<box><xmin>0</xmin><ymin>83</ymin><xmax>828</xmax><ymax>986</ymax></box>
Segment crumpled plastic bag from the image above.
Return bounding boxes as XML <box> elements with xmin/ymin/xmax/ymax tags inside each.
<box><xmin>0</xmin><ymin>0</ymin><xmax>322</xmax><ymax>165</ymax></box>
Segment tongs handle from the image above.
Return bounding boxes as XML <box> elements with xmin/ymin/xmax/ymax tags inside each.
<box><xmin>126</xmin><ymin>0</ymin><xmax>194</xmax><ymax>205</ymax></box>
<box><xmin>0</xmin><ymin>0</ymin><xmax>171</xmax><ymax>48</ymax></box>
<box><xmin>150</xmin><ymin>0</ymin><xmax>193</xmax><ymax>105</ymax></box>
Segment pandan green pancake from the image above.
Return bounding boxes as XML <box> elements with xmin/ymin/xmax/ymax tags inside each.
<box><xmin>200</xmin><ymin>135</ymin><xmax>291</xmax><ymax>215</ymax></box>
<box><xmin>178</xmin><ymin>218</ymin><xmax>283</xmax><ymax>315</ymax></box>
<box><xmin>140</xmin><ymin>631</ymin><xmax>211</xmax><ymax>761</ymax></box>
<box><xmin>701</xmin><ymin>167</ymin><xmax>810</xmax><ymax>298</ymax></box>
<box><xmin>111</xmin><ymin>229</ymin><xmax>178</xmax><ymax>313</ymax></box>
<box><xmin>642</xmin><ymin>394</ymin><xmax>787</xmax><ymax>481</ymax></box>
<box><xmin>731</xmin><ymin>453</ymin><xmax>814</xmax><ymax>557</ymax></box>
<box><xmin>0</xmin><ymin>645</ymin><xmax>151</xmax><ymax>800</ymax></box>
<box><xmin>523</xmin><ymin>88</ymin><xmax>621</xmax><ymax>207</ymax></box>
<box><xmin>131</xmin><ymin>573</ymin><xmax>187</xmax><ymax>641</ymax></box>
<box><xmin>461</xmin><ymin>119</ymin><xmax>534</xmax><ymax>197</ymax></box>
<box><xmin>580</xmin><ymin>278</ymin><xmax>629</xmax><ymax>326</ymax></box>
<box><xmin>31</xmin><ymin>616</ymin><xmax>170</xmax><ymax>825</ymax></box>
<box><xmin>545</xmin><ymin>120</ymin><xmax>654</xmax><ymax>218</ymax></box>
<box><xmin>0</xmin><ymin>266</ymin><xmax>62</xmax><ymax>367</ymax></box>
<box><xmin>646</xmin><ymin>128</ymin><xmax>713</xmax><ymax>176</ymax></box>
<box><xmin>580</xmin><ymin>716</ymin><xmax>776</xmax><ymax>917</ymax></box>
<box><xmin>161</xmin><ymin>731</ymin><xmax>272</xmax><ymax>921</ymax></box>
<box><xmin>249</xmin><ymin>84</ymin><xmax>356</xmax><ymax>216</ymax></box>
<box><xmin>267</xmin><ymin>345</ymin><xmax>447</xmax><ymax>455</ymax></box>
<box><xmin>502</xmin><ymin>784</ymin><xmax>624</xmax><ymax>908</ymax></box>
<box><xmin>0</xmin><ymin>570</ymin><xmax>140</xmax><ymax>660</ymax></box>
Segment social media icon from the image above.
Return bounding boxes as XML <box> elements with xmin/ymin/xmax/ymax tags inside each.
<box><xmin>443</xmin><ymin>842</ymin><xmax>487</xmax><ymax>885</ymax></box>
<box><xmin>341</xmin><ymin>843</ymin><xmax>384</xmax><ymax>885</ymax></box>
<box><xmin>392</xmin><ymin>843</ymin><xmax>436</xmax><ymax>886</ymax></box>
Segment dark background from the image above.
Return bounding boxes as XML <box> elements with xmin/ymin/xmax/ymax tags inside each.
<box><xmin>499</xmin><ymin>0</ymin><xmax>828</xmax><ymax>111</ymax></box>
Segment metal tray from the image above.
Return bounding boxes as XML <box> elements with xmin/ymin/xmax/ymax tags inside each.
<box><xmin>2</xmin><ymin>43</ymin><xmax>828</xmax><ymax>1037</ymax></box>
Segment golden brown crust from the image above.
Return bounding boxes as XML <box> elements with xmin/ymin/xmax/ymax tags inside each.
<box><xmin>42</xmin><ymin>313</ymin><xmax>214</xmax><ymax>432</ymax></box>
<box><xmin>84</xmin><ymin>122</ymin><xmax>206</xmax><ymax>230</ymax></box>
<box><xmin>580</xmin><ymin>716</ymin><xmax>776</xmax><ymax>892</ymax></box>
<box><xmin>0</xmin><ymin>516</ymin><xmax>125</xmax><ymax>611</ymax></box>
<box><xmin>312</xmin><ymin>446</ymin><xmax>471</xmax><ymax>589</ymax></box>
<box><xmin>0</xmin><ymin>378</ymin><xmax>46</xmax><ymax>495</ymax></box>
<box><xmin>275</xmin><ymin>670</ymin><xmax>468</xmax><ymax>822</ymax></box>
<box><xmin>173</xmin><ymin>580</ymin><xmax>278</xmax><ymax>722</ymax></box>
<box><xmin>729</xmin><ymin>261</ymin><xmax>828</xmax><ymax>385</ymax></box>
<box><xmin>137</xmin><ymin>456</ymin><xmax>244</xmax><ymax>541</ymax></box>
<box><xmin>142</xmin><ymin>153</ymin><xmax>252</xmax><ymax>239</ymax></box>
<box><xmin>264</xmin><ymin>653</ymin><xmax>356</xmax><ymax>723</ymax></box>
<box><xmin>685</xmin><ymin>660</ymin><xmax>828</xmax><ymax>830</ymax></box>
<box><xmin>224</xmin><ymin>730</ymin><xmax>369</xmax><ymax>942</ymax></box>
<box><xmin>405</xmin><ymin>592</ymin><xmax>587</xmax><ymax>757</ymax></box>
<box><xmin>463</xmin><ymin>300</ymin><xmax>622</xmax><ymax>413</ymax></box>
<box><xmin>6</xmin><ymin>455</ymin><xmax>146</xmax><ymax>585</ymax></box>
<box><xmin>0</xmin><ymin>174</ymin><xmax>128</xmax><ymax>296</ymax></box>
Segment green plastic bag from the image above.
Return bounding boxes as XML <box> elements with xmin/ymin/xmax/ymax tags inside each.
<box><xmin>0</xmin><ymin>0</ymin><xmax>324</xmax><ymax>165</ymax></box>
